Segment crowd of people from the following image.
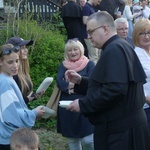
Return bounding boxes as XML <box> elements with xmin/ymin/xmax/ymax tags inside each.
<box><xmin>0</xmin><ymin>0</ymin><xmax>150</xmax><ymax>150</ymax></box>
<box><xmin>0</xmin><ymin>42</ymin><xmax>45</xmax><ymax>150</ymax></box>
<box><xmin>61</xmin><ymin>0</ymin><xmax>150</xmax><ymax>62</ymax></box>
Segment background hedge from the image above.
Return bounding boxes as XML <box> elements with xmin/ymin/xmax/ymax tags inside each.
<box><xmin>0</xmin><ymin>12</ymin><xmax>66</xmax><ymax>128</ymax></box>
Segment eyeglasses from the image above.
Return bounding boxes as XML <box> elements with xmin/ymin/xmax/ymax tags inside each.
<box><xmin>0</xmin><ymin>46</ymin><xmax>20</xmax><ymax>57</ymax></box>
<box><xmin>87</xmin><ymin>26</ymin><xmax>103</xmax><ymax>36</ymax></box>
<box><xmin>66</xmin><ymin>38</ymin><xmax>78</xmax><ymax>43</ymax></box>
<box><xmin>117</xmin><ymin>27</ymin><xmax>128</xmax><ymax>31</ymax></box>
<box><xmin>139</xmin><ymin>32</ymin><xmax>150</xmax><ymax>38</ymax></box>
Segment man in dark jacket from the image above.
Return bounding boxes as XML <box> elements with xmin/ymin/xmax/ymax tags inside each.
<box><xmin>66</xmin><ymin>11</ymin><xmax>150</xmax><ymax>150</ymax></box>
<box><xmin>94</xmin><ymin>0</ymin><xmax>125</xmax><ymax>19</ymax></box>
<box><xmin>61</xmin><ymin>0</ymin><xmax>88</xmax><ymax>57</ymax></box>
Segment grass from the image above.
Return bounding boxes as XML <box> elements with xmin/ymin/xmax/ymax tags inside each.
<box><xmin>35</xmin><ymin>127</ymin><xmax>69</xmax><ymax>150</ymax></box>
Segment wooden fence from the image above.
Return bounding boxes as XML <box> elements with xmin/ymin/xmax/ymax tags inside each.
<box><xmin>1</xmin><ymin>0</ymin><xmax>61</xmax><ymax>22</ymax></box>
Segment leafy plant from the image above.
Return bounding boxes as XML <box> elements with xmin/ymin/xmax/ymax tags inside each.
<box><xmin>0</xmin><ymin>1</ymin><xmax>66</xmax><ymax>128</ymax></box>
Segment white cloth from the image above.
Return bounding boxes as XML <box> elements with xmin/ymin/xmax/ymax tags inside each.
<box><xmin>134</xmin><ymin>46</ymin><xmax>150</xmax><ymax>109</ymax></box>
<box><xmin>122</xmin><ymin>5</ymin><xmax>134</xmax><ymax>20</ymax></box>
<box><xmin>142</xmin><ymin>6</ymin><xmax>150</xmax><ymax>19</ymax></box>
<box><xmin>132</xmin><ymin>5</ymin><xmax>143</xmax><ymax>22</ymax></box>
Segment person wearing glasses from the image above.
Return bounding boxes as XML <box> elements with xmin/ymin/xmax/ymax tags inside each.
<box><xmin>0</xmin><ymin>44</ymin><xmax>44</xmax><ymax>150</ymax></box>
<box><xmin>114</xmin><ymin>18</ymin><xmax>134</xmax><ymax>49</ymax></box>
<box><xmin>6</xmin><ymin>37</ymin><xmax>44</xmax><ymax>104</ymax></box>
<box><xmin>65</xmin><ymin>11</ymin><xmax>150</xmax><ymax>150</ymax></box>
<box><xmin>56</xmin><ymin>39</ymin><xmax>95</xmax><ymax>150</ymax></box>
<box><xmin>133</xmin><ymin>18</ymin><xmax>150</xmax><ymax>131</ymax></box>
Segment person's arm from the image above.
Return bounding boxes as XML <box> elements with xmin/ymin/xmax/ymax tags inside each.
<box><xmin>65</xmin><ymin>61</ymin><xmax>95</xmax><ymax>94</ymax></box>
<box><xmin>124</xmin><ymin>5</ymin><xmax>137</xmax><ymax>19</ymax></box>
<box><xmin>74</xmin><ymin>76</ymin><xmax>89</xmax><ymax>95</ymax></box>
<box><xmin>13</xmin><ymin>75</ymin><xmax>31</xmax><ymax>104</ymax></box>
<box><xmin>82</xmin><ymin>4</ymin><xmax>91</xmax><ymax>25</ymax></box>
<box><xmin>79</xmin><ymin>82</ymin><xmax>128</xmax><ymax>114</ymax></box>
<box><xmin>83</xmin><ymin>16</ymin><xmax>88</xmax><ymax>25</ymax></box>
<box><xmin>1</xmin><ymin>90</ymin><xmax>36</xmax><ymax>129</ymax></box>
<box><xmin>142</xmin><ymin>7</ymin><xmax>150</xmax><ymax>19</ymax></box>
<box><xmin>56</xmin><ymin>63</ymin><xmax>70</xmax><ymax>93</ymax></box>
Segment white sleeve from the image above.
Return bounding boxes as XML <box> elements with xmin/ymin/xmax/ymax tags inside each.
<box><xmin>142</xmin><ymin>7</ymin><xmax>150</xmax><ymax>18</ymax></box>
<box><xmin>124</xmin><ymin>6</ymin><xmax>134</xmax><ymax>20</ymax></box>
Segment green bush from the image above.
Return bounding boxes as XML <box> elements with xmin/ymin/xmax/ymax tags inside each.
<box><xmin>0</xmin><ymin>12</ymin><xmax>66</xmax><ymax>128</ymax></box>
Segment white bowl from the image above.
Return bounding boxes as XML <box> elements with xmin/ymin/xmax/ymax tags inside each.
<box><xmin>36</xmin><ymin>77</ymin><xmax>53</xmax><ymax>93</ymax></box>
<box><xmin>59</xmin><ymin>100</ymin><xmax>73</xmax><ymax>108</ymax></box>
<box><xmin>42</xmin><ymin>106</ymin><xmax>55</xmax><ymax>119</ymax></box>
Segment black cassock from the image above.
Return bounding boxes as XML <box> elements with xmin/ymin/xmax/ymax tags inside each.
<box><xmin>74</xmin><ymin>35</ymin><xmax>150</xmax><ymax>150</ymax></box>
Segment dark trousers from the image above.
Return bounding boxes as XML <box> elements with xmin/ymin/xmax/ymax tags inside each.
<box><xmin>0</xmin><ymin>144</ymin><xmax>10</xmax><ymax>150</ymax></box>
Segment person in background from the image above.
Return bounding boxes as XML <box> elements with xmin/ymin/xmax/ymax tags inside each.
<box><xmin>6</xmin><ymin>37</ymin><xmax>44</xmax><ymax>104</ymax></box>
<box><xmin>10</xmin><ymin>128</ymin><xmax>39</xmax><ymax>150</ymax></box>
<box><xmin>114</xmin><ymin>17</ymin><xmax>134</xmax><ymax>48</ymax></box>
<box><xmin>141</xmin><ymin>0</ymin><xmax>150</xmax><ymax>19</ymax></box>
<box><xmin>65</xmin><ymin>11</ymin><xmax>150</xmax><ymax>150</ymax></box>
<box><xmin>96</xmin><ymin>0</ymin><xmax>125</xmax><ymax>19</ymax></box>
<box><xmin>60</xmin><ymin>0</ymin><xmax>67</xmax><ymax>6</ymax></box>
<box><xmin>122</xmin><ymin>0</ymin><xmax>138</xmax><ymax>37</ymax></box>
<box><xmin>0</xmin><ymin>44</ymin><xmax>44</xmax><ymax>150</ymax></box>
<box><xmin>61</xmin><ymin>0</ymin><xmax>88</xmax><ymax>57</ymax></box>
<box><xmin>132</xmin><ymin>0</ymin><xmax>143</xmax><ymax>23</ymax></box>
<box><xmin>57</xmin><ymin>39</ymin><xmax>95</xmax><ymax>150</ymax></box>
<box><xmin>132</xmin><ymin>18</ymin><xmax>150</xmax><ymax>131</ymax></box>
<box><xmin>82</xmin><ymin>0</ymin><xmax>101</xmax><ymax>64</ymax></box>
<box><xmin>80</xmin><ymin>0</ymin><xmax>87</xmax><ymax>7</ymax></box>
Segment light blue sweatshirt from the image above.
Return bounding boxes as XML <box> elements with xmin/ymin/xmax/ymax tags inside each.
<box><xmin>0</xmin><ymin>74</ymin><xmax>37</xmax><ymax>144</ymax></box>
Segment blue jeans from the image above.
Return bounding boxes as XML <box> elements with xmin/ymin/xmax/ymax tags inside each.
<box><xmin>128</xmin><ymin>20</ymin><xmax>133</xmax><ymax>38</ymax></box>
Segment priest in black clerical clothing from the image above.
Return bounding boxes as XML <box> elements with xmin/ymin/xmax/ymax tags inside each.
<box><xmin>65</xmin><ymin>11</ymin><xmax>150</xmax><ymax>150</ymax></box>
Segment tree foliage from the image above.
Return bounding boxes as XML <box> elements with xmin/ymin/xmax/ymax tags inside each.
<box><xmin>0</xmin><ymin>2</ymin><xmax>66</xmax><ymax>128</ymax></box>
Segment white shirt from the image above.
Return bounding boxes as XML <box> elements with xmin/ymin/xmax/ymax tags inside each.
<box><xmin>134</xmin><ymin>46</ymin><xmax>150</xmax><ymax>108</ymax></box>
<box><xmin>122</xmin><ymin>5</ymin><xmax>134</xmax><ymax>20</ymax></box>
<box><xmin>133</xmin><ymin>5</ymin><xmax>143</xmax><ymax>22</ymax></box>
<box><xmin>143</xmin><ymin>6</ymin><xmax>150</xmax><ymax>19</ymax></box>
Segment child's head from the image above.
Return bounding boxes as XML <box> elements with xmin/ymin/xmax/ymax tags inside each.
<box><xmin>10</xmin><ymin>128</ymin><xmax>39</xmax><ymax>150</ymax></box>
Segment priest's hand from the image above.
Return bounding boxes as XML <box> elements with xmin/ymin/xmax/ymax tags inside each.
<box><xmin>65</xmin><ymin>70</ymin><xmax>81</xmax><ymax>84</ymax></box>
<box><xmin>146</xmin><ymin>96</ymin><xmax>150</xmax><ymax>104</ymax></box>
<box><xmin>67</xmin><ymin>99</ymin><xmax>80</xmax><ymax>112</ymax></box>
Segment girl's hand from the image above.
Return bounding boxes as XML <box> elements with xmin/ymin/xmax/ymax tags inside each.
<box><xmin>35</xmin><ymin>106</ymin><xmax>45</xmax><ymax>119</ymax></box>
<box><xmin>65</xmin><ymin>70</ymin><xmax>81</xmax><ymax>84</ymax></box>
<box><xmin>28</xmin><ymin>90</ymin><xmax>45</xmax><ymax>101</ymax></box>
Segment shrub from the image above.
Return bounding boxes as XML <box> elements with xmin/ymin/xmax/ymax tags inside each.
<box><xmin>0</xmin><ymin>10</ymin><xmax>66</xmax><ymax>128</ymax></box>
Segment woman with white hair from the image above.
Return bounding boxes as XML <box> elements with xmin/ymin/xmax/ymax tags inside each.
<box><xmin>56</xmin><ymin>39</ymin><xmax>95</xmax><ymax>150</ymax></box>
<box><xmin>114</xmin><ymin>17</ymin><xmax>135</xmax><ymax>48</ymax></box>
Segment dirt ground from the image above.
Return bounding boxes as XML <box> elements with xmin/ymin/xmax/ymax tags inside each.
<box><xmin>35</xmin><ymin>128</ymin><xmax>69</xmax><ymax>150</ymax></box>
